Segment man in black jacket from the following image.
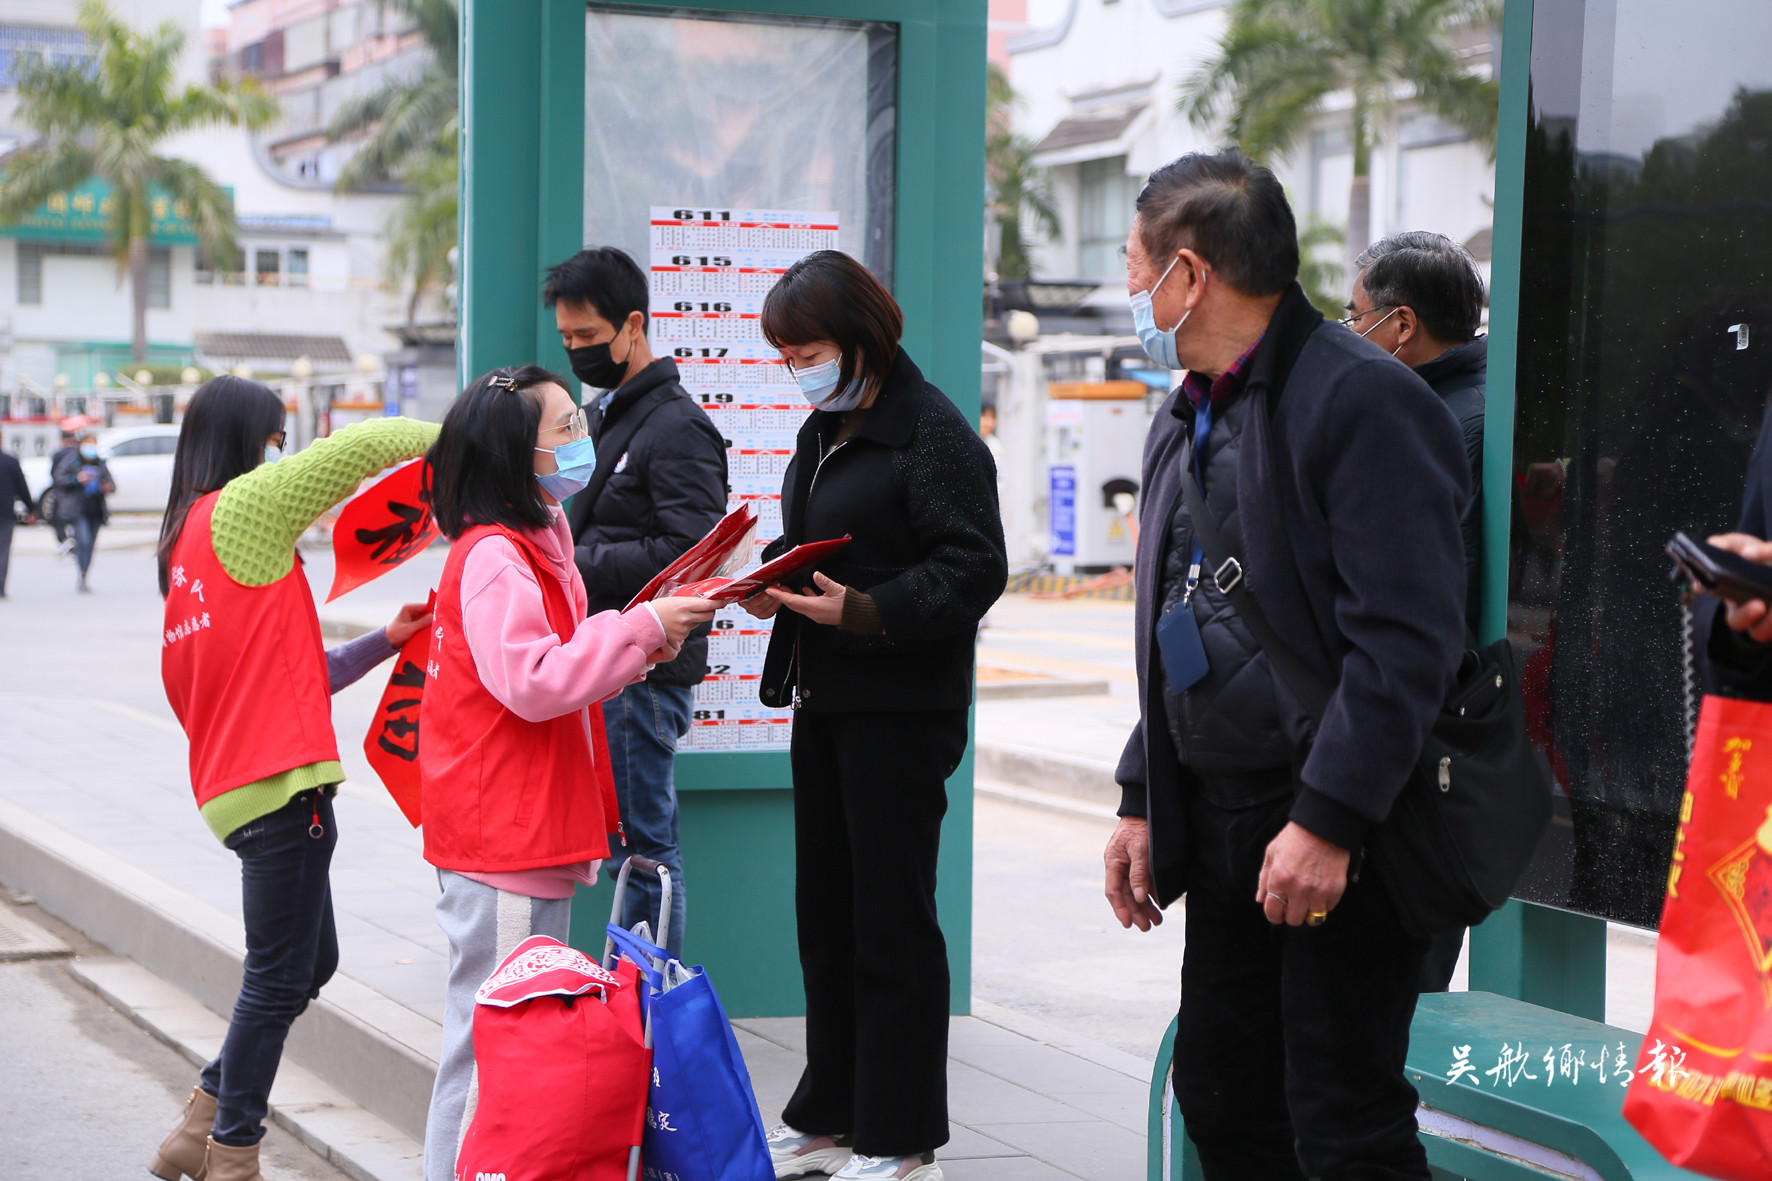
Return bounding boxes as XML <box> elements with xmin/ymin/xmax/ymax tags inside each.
<box><xmin>0</xmin><ymin>431</ymin><xmax>37</xmax><ymax>598</ymax></box>
<box><xmin>1101</xmin><ymin>151</ymin><xmax>1468</xmax><ymax>1180</ymax></box>
<box><xmin>544</xmin><ymin>247</ymin><xmax>728</xmax><ymax>954</ymax></box>
<box><xmin>1347</xmin><ymin>231</ymin><xmax>1489</xmax><ymax>992</ymax></box>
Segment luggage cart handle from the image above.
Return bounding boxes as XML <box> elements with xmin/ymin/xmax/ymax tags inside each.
<box><xmin>601</xmin><ymin>855</ymin><xmax>673</xmax><ymax>972</ymax></box>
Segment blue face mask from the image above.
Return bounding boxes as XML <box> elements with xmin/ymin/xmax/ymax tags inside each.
<box><xmin>1130</xmin><ymin>254</ymin><xmax>1189</xmax><ymax>371</ymax></box>
<box><xmin>789</xmin><ymin>356</ymin><xmax>869</xmax><ymax>412</ymax></box>
<box><xmin>80</xmin><ymin>444</ymin><xmax>99</xmax><ymax>460</ymax></box>
<box><xmin>535</xmin><ymin>434</ymin><xmax>597</xmax><ymax>500</ymax></box>
<box><xmin>263</xmin><ymin>444</ymin><xmax>281</xmax><ymax>465</ymax></box>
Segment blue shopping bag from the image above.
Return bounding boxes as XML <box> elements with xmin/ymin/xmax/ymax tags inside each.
<box><xmin>606</xmin><ymin>924</ymin><xmax>774</xmax><ymax>1181</ymax></box>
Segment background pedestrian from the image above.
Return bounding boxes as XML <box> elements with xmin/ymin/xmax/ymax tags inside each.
<box><xmin>0</xmin><ymin>429</ymin><xmax>36</xmax><ymax>598</ymax></box>
<box><xmin>744</xmin><ymin>250</ymin><xmax>1007</xmax><ymax>1181</ymax></box>
<box><xmin>545</xmin><ymin>246</ymin><xmax>728</xmax><ymax>956</ymax></box>
<box><xmin>150</xmin><ymin>377</ymin><xmax>436</xmax><ymax>1181</ymax></box>
<box><xmin>55</xmin><ymin>431</ymin><xmax>113</xmax><ymax>593</ymax></box>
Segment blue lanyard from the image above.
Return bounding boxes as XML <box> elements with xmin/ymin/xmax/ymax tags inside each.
<box><xmin>1184</xmin><ymin>396</ymin><xmax>1212</xmax><ymax>603</ymax></box>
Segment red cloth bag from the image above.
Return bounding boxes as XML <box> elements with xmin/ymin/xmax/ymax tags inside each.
<box><xmin>456</xmin><ymin>936</ymin><xmax>651</xmax><ymax>1181</ymax></box>
<box><xmin>1624</xmin><ymin>694</ymin><xmax>1772</xmax><ymax>1178</ymax></box>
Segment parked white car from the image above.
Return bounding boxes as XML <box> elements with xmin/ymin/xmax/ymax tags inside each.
<box><xmin>20</xmin><ymin>424</ymin><xmax>181</xmax><ymax>516</ymax></box>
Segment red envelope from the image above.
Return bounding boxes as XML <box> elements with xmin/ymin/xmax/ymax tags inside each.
<box><xmin>362</xmin><ymin>590</ymin><xmax>435</xmax><ymax>827</ymax></box>
<box><xmin>328</xmin><ymin>458</ymin><xmax>439</xmax><ymax>602</ymax></box>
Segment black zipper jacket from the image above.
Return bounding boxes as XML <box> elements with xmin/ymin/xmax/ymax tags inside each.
<box><xmin>568</xmin><ymin>357</ymin><xmax>728</xmax><ymax>686</ymax></box>
<box><xmin>759</xmin><ymin>347</ymin><xmax>1007</xmax><ymax>713</ymax></box>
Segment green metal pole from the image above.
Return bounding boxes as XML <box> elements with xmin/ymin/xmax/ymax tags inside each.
<box><xmin>1468</xmin><ymin>0</ymin><xmax>1610</xmax><ymax>1019</ymax></box>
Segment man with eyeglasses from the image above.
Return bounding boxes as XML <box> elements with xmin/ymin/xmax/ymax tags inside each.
<box><xmin>542</xmin><ymin>246</ymin><xmax>728</xmax><ymax>955</ymax></box>
<box><xmin>1346</xmin><ymin>232</ymin><xmax>1488</xmax><ymax>641</ymax></box>
<box><xmin>1345</xmin><ymin>233</ymin><xmax>1490</xmax><ymax>997</ymax></box>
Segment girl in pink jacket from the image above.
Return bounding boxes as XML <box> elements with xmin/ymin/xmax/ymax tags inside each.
<box><xmin>418</xmin><ymin>365</ymin><xmax>716</xmax><ymax>1181</ymax></box>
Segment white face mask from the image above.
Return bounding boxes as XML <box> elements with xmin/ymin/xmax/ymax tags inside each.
<box><xmin>1357</xmin><ymin>305</ymin><xmax>1404</xmax><ymax>356</ymax></box>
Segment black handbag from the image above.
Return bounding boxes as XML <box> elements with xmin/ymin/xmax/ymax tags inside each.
<box><xmin>1179</xmin><ymin>466</ymin><xmax>1552</xmax><ymax>938</ymax></box>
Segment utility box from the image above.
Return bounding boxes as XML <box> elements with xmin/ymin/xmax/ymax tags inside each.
<box><xmin>1046</xmin><ymin>380</ymin><xmax>1147</xmax><ymax>572</ymax></box>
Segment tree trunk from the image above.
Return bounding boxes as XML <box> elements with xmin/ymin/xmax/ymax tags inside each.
<box><xmin>128</xmin><ymin>236</ymin><xmax>149</xmax><ymax>363</ymax></box>
<box><xmin>1347</xmin><ymin>171</ymin><xmax>1371</xmax><ymax>280</ymax></box>
<box><xmin>1347</xmin><ymin>100</ymin><xmax>1373</xmax><ymax>281</ymax></box>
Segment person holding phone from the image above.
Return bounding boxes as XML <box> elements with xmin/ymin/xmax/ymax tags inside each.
<box><xmin>741</xmin><ymin>250</ymin><xmax>1006</xmax><ymax>1181</ymax></box>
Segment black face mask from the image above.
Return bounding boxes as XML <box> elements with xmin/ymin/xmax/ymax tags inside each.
<box><xmin>565</xmin><ymin>327</ymin><xmax>633</xmax><ymax>390</ymax></box>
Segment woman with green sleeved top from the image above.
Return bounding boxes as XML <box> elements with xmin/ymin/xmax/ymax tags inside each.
<box><xmin>149</xmin><ymin>376</ymin><xmax>439</xmax><ymax>1181</ymax></box>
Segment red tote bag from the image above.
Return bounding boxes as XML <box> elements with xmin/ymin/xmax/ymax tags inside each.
<box><xmin>456</xmin><ymin>936</ymin><xmax>651</xmax><ymax>1181</ymax></box>
<box><xmin>1624</xmin><ymin>694</ymin><xmax>1772</xmax><ymax>1178</ymax></box>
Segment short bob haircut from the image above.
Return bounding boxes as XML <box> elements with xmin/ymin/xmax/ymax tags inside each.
<box><xmin>427</xmin><ymin>365</ymin><xmax>568</xmax><ymax>540</ymax></box>
<box><xmin>1135</xmin><ymin>149</ymin><xmax>1298</xmax><ymax>297</ymax></box>
<box><xmin>157</xmin><ymin>375</ymin><xmax>287</xmax><ymax>596</ymax></box>
<box><xmin>760</xmin><ymin>250</ymin><xmax>902</xmax><ymax>396</ymax></box>
<box><xmin>1354</xmin><ymin>231</ymin><xmax>1487</xmax><ymax>344</ymax></box>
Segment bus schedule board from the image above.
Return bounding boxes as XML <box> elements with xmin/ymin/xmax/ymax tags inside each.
<box><xmin>647</xmin><ymin>207</ymin><xmax>838</xmax><ymax>751</ymax></box>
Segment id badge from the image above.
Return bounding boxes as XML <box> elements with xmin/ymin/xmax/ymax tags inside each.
<box><xmin>1157</xmin><ymin>599</ymin><xmax>1210</xmax><ymax>693</ymax></box>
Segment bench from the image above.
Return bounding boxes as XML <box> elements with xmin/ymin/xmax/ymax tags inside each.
<box><xmin>1147</xmin><ymin>991</ymin><xmax>1709</xmax><ymax>1179</ymax></box>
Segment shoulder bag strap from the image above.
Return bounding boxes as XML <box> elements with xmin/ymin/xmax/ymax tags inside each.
<box><xmin>1178</xmin><ymin>448</ymin><xmax>1333</xmax><ymax>722</ymax></box>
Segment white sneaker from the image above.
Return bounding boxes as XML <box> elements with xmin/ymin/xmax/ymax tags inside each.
<box><xmin>768</xmin><ymin>1124</ymin><xmax>854</xmax><ymax>1179</ymax></box>
<box><xmin>832</xmin><ymin>1153</ymin><xmax>942</xmax><ymax>1181</ymax></box>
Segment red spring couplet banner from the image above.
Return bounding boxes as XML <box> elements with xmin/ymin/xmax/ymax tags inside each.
<box><xmin>328</xmin><ymin>458</ymin><xmax>439</xmax><ymax>602</ymax></box>
<box><xmin>1624</xmin><ymin>693</ymin><xmax>1772</xmax><ymax>1177</ymax></box>
<box><xmin>362</xmin><ymin>590</ymin><xmax>435</xmax><ymax>827</ymax></box>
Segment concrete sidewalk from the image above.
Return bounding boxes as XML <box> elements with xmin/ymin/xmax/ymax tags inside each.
<box><xmin>0</xmin><ymin>539</ymin><xmax>1156</xmax><ymax>1180</ymax></box>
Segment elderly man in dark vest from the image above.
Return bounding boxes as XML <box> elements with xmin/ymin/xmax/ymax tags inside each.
<box><xmin>1102</xmin><ymin>150</ymin><xmax>1469</xmax><ymax>1181</ymax></box>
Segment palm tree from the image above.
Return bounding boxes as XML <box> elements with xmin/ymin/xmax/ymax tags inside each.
<box><xmin>987</xmin><ymin>63</ymin><xmax>1060</xmax><ymax>281</ymax></box>
<box><xmin>1296</xmin><ymin>215</ymin><xmax>1347</xmax><ymax>319</ymax></box>
<box><xmin>1182</xmin><ymin>0</ymin><xmax>1499</xmax><ymax>273</ymax></box>
<box><xmin>382</xmin><ymin>129</ymin><xmax>458</xmax><ymax>324</ymax></box>
<box><xmin>0</xmin><ymin>1</ymin><xmax>276</xmax><ymax>362</ymax></box>
<box><xmin>327</xmin><ymin>0</ymin><xmax>458</xmax><ymax>321</ymax></box>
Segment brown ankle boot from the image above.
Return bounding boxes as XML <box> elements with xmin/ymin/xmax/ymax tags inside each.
<box><xmin>201</xmin><ymin>1137</ymin><xmax>264</xmax><ymax>1181</ymax></box>
<box><xmin>148</xmin><ymin>1085</ymin><xmax>216</xmax><ymax>1180</ymax></box>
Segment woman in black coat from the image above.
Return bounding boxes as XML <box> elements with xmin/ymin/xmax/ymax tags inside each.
<box><xmin>53</xmin><ymin>431</ymin><xmax>113</xmax><ymax>593</ymax></box>
<box><xmin>742</xmin><ymin>251</ymin><xmax>1006</xmax><ymax>1181</ymax></box>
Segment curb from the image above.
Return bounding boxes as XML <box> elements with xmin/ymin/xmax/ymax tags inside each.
<box><xmin>977</xmin><ymin>678</ymin><xmax>1113</xmax><ymax>701</ymax></box>
<box><xmin>70</xmin><ymin>955</ymin><xmax>423</xmax><ymax>1181</ymax></box>
<box><xmin>975</xmin><ymin>741</ymin><xmax>1120</xmax><ymax>808</ymax></box>
<box><xmin>0</xmin><ymin>797</ymin><xmax>440</xmax><ymax>1145</ymax></box>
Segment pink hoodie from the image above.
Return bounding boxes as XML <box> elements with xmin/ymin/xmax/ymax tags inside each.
<box><xmin>453</xmin><ymin>508</ymin><xmax>668</xmax><ymax>898</ymax></box>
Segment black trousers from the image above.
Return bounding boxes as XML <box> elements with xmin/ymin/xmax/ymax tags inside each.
<box><xmin>1175</xmin><ymin>792</ymin><xmax>1431</xmax><ymax>1181</ymax></box>
<box><xmin>0</xmin><ymin>516</ymin><xmax>12</xmax><ymax>595</ymax></box>
<box><xmin>200</xmin><ymin>789</ymin><xmax>339</xmax><ymax>1145</ymax></box>
<box><xmin>781</xmin><ymin>707</ymin><xmax>967</xmax><ymax>1157</ymax></box>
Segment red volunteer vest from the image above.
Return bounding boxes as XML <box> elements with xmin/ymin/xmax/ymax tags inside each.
<box><xmin>421</xmin><ymin>524</ymin><xmax>620</xmax><ymax>873</ymax></box>
<box><xmin>161</xmin><ymin>492</ymin><xmax>339</xmax><ymax>807</ymax></box>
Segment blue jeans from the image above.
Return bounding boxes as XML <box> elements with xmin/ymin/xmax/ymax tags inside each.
<box><xmin>603</xmin><ymin>679</ymin><xmax>691</xmax><ymax>954</ymax></box>
<box><xmin>199</xmin><ymin>789</ymin><xmax>339</xmax><ymax>1146</ymax></box>
<box><xmin>72</xmin><ymin>514</ymin><xmax>98</xmax><ymax>578</ymax></box>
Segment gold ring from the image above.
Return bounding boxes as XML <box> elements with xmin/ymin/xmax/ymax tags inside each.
<box><xmin>1306</xmin><ymin>910</ymin><xmax>1328</xmax><ymax>926</ymax></box>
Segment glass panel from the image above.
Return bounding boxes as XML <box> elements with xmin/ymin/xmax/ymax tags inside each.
<box><xmin>583</xmin><ymin>5</ymin><xmax>897</xmax><ymax>284</ymax></box>
<box><xmin>1078</xmin><ymin>155</ymin><xmax>1135</xmax><ymax>280</ymax></box>
<box><xmin>287</xmin><ymin>247</ymin><xmax>309</xmax><ymax>287</ymax></box>
<box><xmin>1509</xmin><ymin>0</ymin><xmax>1772</xmax><ymax>926</ymax></box>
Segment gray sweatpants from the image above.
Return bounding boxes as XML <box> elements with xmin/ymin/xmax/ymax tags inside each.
<box><xmin>424</xmin><ymin>870</ymin><xmax>572</xmax><ymax>1181</ymax></box>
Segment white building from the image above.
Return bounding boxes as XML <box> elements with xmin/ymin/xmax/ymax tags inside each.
<box><xmin>0</xmin><ymin>0</ymin><xmax>438</xmax><ymax>453</ymax></box>
<box><xmin>1006</xmin><ymin>0</ymin><xmax>1497</xmax><ymax>296</ymax></box>
<box><xmin>985</xmin><ymin>0</ymin><xmax>1498</xmax><ymax>573</ymax></box>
